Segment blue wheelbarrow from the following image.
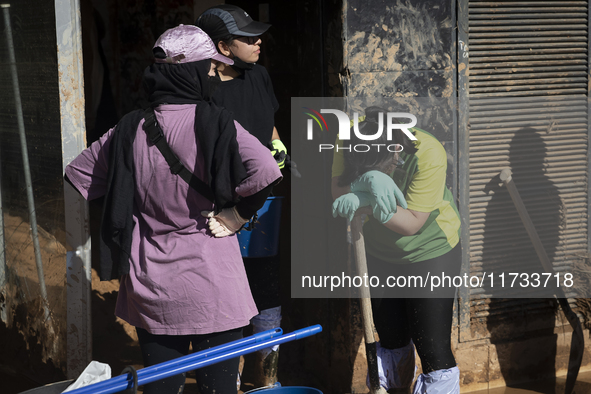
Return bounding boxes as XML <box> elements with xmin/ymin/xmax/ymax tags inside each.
<box><xmin>19</xmin><ymin>325</ymin><xmax>323</xmax><ymax>394</ymax></box>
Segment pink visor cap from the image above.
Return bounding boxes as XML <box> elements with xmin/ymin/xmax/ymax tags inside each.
<box><xmin>153</xmin><ymin>24</ymin><xmax>233</xmax><ymax>65</ymax></box>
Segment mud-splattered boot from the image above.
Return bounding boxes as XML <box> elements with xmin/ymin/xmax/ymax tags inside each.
<box><xmin>253</xmin><ymin>348</ymin><xmax>280</xmax><ymax>387</ymax></box>
<box><xmin>250</xmin><ymin>306</ymin><xmax>282</xmax><ymax>388</ymax></box>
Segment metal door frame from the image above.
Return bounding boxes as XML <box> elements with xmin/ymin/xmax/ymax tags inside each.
<box><xmin>457</xmin><ymin>0</ymin><xmax>471</xmax><ymax>343</ymax></box>
<box><xmin>55</xmin><ymin>0</ymin><xmax>92</xmax><ymax>378</ymax></box>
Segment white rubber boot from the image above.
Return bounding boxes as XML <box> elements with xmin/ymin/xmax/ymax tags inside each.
<box><xmin>412</xmin><ymin>366</ymin><xmax>460</xmax><ymax>394</ymax></box>
<box><xmin>367</xmin><ymin>341</ymin><xmax>417</xmax><ymax>392</ymax></box>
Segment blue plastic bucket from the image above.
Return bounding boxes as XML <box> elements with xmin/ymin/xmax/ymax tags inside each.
<box><xmin>246</xmin><ymin>387</ymin><xmax>322</xmax><ymax>394</ymax></box>
<box><xmin>237</xmin><ymin>196</ymin><xmax>284</xmax><ymax>258</ymax></box>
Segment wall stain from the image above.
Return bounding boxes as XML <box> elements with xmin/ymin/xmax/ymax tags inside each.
<box><xmin>346</xmin><ymin>0</ymin><xmax>453</xmax><ymax>101</ymax></box>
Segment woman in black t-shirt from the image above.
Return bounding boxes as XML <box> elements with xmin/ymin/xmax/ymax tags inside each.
<box><xmin>197</xmin><ymin>5</ymin><xmax>284</xmax><ymax>152</ymax></box>
<box><xmin>196</xmin><ymin>4</ymin><xmax>286</xmax><ymax>389</ymax></box>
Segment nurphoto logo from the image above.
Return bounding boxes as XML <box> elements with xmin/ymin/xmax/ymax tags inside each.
<box><xmin>303</xmin><ymin>108</ymin><xmax>417</xmax><ymax>152</ymax></box>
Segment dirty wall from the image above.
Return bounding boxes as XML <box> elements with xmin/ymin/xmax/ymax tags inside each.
<box><xmin>0</xmin><ymin>0</ymin><xmax>68</xmax><ymax>386</ymax></box>
<box><xmin>343</xmin><ymin>0</ymin><xmax>456</xmax><ymax>191</ymax></box>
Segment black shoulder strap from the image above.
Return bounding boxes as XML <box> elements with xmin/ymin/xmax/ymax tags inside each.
<box><xmin>142</xmin><ymin>109</ymin><xmax>215</xmax><ymax>203</ymax></box>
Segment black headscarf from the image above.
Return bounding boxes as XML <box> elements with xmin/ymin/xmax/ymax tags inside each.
<box><xmin>143</xmin><ymin>59</ymin><xmax>247</xmax><ymax>210</ymax></box>
<box><xmin>98</xmin><ymin>59</ymin><xmax>246</xmax><ymax>280</ymax></box>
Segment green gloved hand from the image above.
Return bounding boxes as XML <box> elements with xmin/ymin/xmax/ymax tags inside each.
<box><xmin>332</xmin><ymin>191</ymin><xmax>396</xmax><ymax>223</ymax></box>
<box><xmin>371</xmin><ymin>204</ymin><xmax>395</xmax><ymax>224</ymax></box>
<box><xmin>332</xmin><ymin>191</ymin><xmax>372</xmax><ymax>222</ymax></box>
<box><xmin>350</xmin><ymin>170</ymin><xmax>407</xmax><ymax>216</ymax></box>
<box><xmin>270</xmin><ymin>139</ymin><xmax>288</xmax><ymax>169</ymax></box>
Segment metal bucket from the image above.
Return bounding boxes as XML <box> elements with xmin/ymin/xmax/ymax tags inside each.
<box><xmin>18</xmin><ymin>380</ymin><xmax>74</xmax><ymax>394</ymax></box>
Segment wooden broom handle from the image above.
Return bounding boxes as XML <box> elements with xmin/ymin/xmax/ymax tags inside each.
<box><xmin>351</xmin><ymin>215</ymin><xmax>377</xmax><ymax>344</ymax></box>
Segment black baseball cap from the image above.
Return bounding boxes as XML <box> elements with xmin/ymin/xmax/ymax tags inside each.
<box><xmin>196</xmin><ymin>4</ymin><xmax>271</xmax><ymax>42</ymax></box>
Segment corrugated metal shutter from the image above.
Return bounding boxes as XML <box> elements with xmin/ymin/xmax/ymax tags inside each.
<box><xmin>466</xmin><ymin>0</ymin><xmax>588</xmax><ymax>338</ymax></box>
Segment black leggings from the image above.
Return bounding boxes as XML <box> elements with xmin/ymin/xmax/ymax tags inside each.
<box><xmin>368</xmin><ymin>243</ymin><xmax>461</xmax><ymax>374</ymax></box>
<box><xmin>136</xmin><ymin>327</ymin><xmax>243</xmax><ymax>394</ymax></box>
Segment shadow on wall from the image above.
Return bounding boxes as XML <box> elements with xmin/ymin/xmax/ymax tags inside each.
<box><xmin>481</xmin><ymin>126</ymin><xmax>560</xmax><ymax>385</ymax></box>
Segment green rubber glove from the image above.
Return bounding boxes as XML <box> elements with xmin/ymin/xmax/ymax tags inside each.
<box><xmin>371</xmin><ymin>204</ymin><xmax>395</xmax><ymax>224</ymax></box>
<box><xmin>332</xmin><ymin>192</ymin><xmax>397</xmax><ymax>223</ymax></box>
<box><xmin>332</xmin><ymin>191</ymin><xmax>372</xmax><ymax>222</ymax></box>
<box><xmin>270</xmin><ymin>139</ymin><xmax>288</xmax><ymax>169</ymax></box>
<box><xmin>350</xmin><ymin>170</ymin><xmax>407</xmax><ymax>215</ymax></box>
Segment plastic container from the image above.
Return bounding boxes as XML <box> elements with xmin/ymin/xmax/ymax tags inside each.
<box><xmin>237</xmin><ymin>196</ymin><xmax>284</xmax><ymax>258</ymax></box>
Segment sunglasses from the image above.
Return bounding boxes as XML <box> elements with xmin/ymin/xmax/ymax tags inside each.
<box><xmin>232</xmin><ymin>36</ymin><xmax>260</xmax><ymax>45</ymax></box>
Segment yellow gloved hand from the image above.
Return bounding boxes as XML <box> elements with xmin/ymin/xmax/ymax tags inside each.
<box><xmin>269</xmin><ymin>139</ymin><xmax>287</xmax><ymax>169</ymax></box>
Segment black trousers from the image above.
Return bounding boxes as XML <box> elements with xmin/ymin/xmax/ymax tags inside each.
<box><xmin>244</xmin><ymin>255</ymin><xmax>281</xmax><ymax>311</ymax></box>
<box><xmin>136</xmin><ymin>326</ymin><xmax>243</xmax><ymax>394</ymax></box>
<box><xmin>368</xmin><ymin>243</ymin><xmax>461</xmax><ymax>374</ymax></box>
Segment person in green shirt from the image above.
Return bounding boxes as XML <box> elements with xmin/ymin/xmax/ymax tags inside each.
<box><xmin>332</xmin><ymin>107</ymin><xmax>461</xmax><ymax>394</ymax></box>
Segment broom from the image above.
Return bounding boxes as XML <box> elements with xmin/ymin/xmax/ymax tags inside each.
<box><xmin>351</xmin><ymin>214</ymin><xmax>389</xmax><ymax>394</ymax></box>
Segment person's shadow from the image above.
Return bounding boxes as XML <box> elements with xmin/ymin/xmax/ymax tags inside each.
<box><xmin>480</xmin><ymin>127</ymin><xmax>562</xmax><ymax>389</ymax></box>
